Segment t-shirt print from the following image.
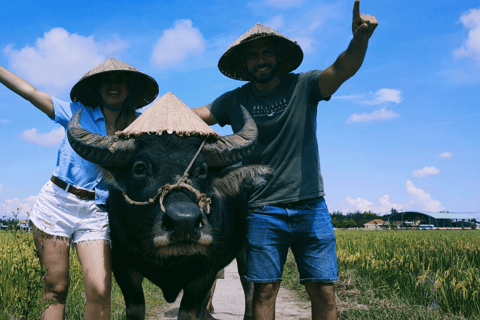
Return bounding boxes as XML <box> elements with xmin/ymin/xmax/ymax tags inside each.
<box><xmin>251</xmin><ymin>98</ymin><xmax>288</xmax><ymax>117</ymax></box>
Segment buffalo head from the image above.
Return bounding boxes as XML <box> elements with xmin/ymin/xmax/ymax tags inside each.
<box><xmin>66</xmin><ymin>106</ymin><xmax>268</xmax><ymax>257</ymax></box>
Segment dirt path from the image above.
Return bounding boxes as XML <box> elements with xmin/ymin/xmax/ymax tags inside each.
<box><xmin>147</xmin><ymin>259</ymin><xmax>311</xmax><ymax>319</ymax></box>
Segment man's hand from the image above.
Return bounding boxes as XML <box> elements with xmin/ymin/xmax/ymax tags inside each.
<box><xmin>352</xmin><ymin>0</ymin><xmax>378</xmax><ymax>41</ymax></box>
<box><xmin>318</xmin><ymin>0</ymin><xmax>378</xmax><ymax>97</ymax></box>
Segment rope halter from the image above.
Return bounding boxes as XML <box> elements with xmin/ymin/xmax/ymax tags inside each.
<box><xmin>122</xmin><ymin>138</ymin><xmax>212</xmax><ymax>214</ymax></box>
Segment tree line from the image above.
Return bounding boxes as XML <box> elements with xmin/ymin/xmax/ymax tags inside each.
<box><xmin>329</xmin><ymin>210</ymin><xmax>385</xmax><ymax>228</ymax></box>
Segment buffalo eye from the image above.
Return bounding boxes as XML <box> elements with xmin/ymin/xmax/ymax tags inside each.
<box><xmin>193</xmin><ymin>162</ymin><xmax>208</xmax><ymax>179</ymax></box>
<box><xmin>132</xmin><ymin>161</ymin><xmax>149</xmax><ymax>179</ymax></box>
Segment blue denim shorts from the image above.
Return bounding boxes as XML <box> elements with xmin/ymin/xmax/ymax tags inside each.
<box><xmin>30</xmin><ymin>180</ymin><xmax>110</xmax><ymax>246</ymax></box>
<box><xmin>245</xmin><ymin>197</ymin><xmax>338</xmax><ymax>284</ymax></box>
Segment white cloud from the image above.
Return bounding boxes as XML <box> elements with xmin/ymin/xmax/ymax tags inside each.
<box><xmin>265</xmin><ymin>15</ymin><xmax>285</xmax><ymax>30</ymax></box>
<box><xmin>151</xmin><ymin>20</ymin><xmax>206</xmax><ymax>70</ymax></box>
<box><xmin>439</xmin><ymin>151</ymin><xmax>454</xmax><ymax>159</ymax></box>
<box><xmin>97</xmin><ymin>34</ymin><xmax>129</xmax><ymax>56</ymax></box>
<box><xmin>347</xmin><ymin>195</ymin><xmax>405</xmax><ymax>213</ymax></box>
<box><xmin>1</xmin><ymin>196</ymin><xmax>37</xmax><ymax>220</ymax></box>
<box><xmin>339</xmin><ymin>89</ymin><xmax>402</xmax><ymax>123</ymax></box>
<box><xmin>259</xmin><ymin>16</ymin><xmax>314</xmax><ymax>53</ymax></box>
<box><xmin>336</xmin><ymin>89</ymin><xmax>402</xmax><ymax>105</ymax></box>
<box><xmin>309</xmin><ymin>19</ymin><xmax>324</xmax><ymax>32</ymax></box>
<box><xmin>20</xmin><ymin>127</ymin><xmax>64</xmax><ymax>146</ymax></box>
<box><xmin>333</xmin><ymin>93</ymin><xmax>366</xmax><ymax>100</ymax></box>
<box><xmin>346</xmin><ymin>196</ymin><xmax>374</xmax><ymax>212</ymax></box>
<box><xmin>365</xmin><ymin>88</ymin><xmax>403</xmax><ymax>105</ymax></box>
<box><xmin>377</xmin><ymin>194</ymin><xmax>406</xmax><ymax>212</ymax></box>
<box><xmin>4</xmin><ymin>27</ymin><xmax>128</xmax><ymax>95</ymax></box>
<box><xmin>412</xmin><ymin>166</ymin><xmax>441</xmax><ymax>178</ymax></box>
<box><xmin>439</xmin><ymin>67</ymin><xmax>480</xmax><ymax>85</ymax></box>
<box><xmin>454</xmin><ymin>8</ymin><xmax>480</xmax><ymax>62</ymax></box>
<box><xmin>346</xmin><ymin>107</ymin><xmax>399</xmax><ymax>123</ymax></box>
<box><xmin>405</xmin><ymin>180</ymin><xmax>444</xmax><ymax>212</ymax></box>
<box><xmin>262</xmin><ymin>0</ymin><xmax>302</xmax><ymax>7</ymax></box>
<box><xmin>344</xmin><ymin>181</ymin><xmax>443</xmax><ymax>214</ymax></box>
<box><xmin>246</xmin><ymin>2</ymin><xmax>337</xmax><ymax>56</ymax></box>
<box><xmin>0</xmin><ymin>183</ymin><xmax>3</xmax><ymax>192</ymax></box>
<box><xmin>294</xmin><ymin>36</ymin><xmax>314</xmax><ymax>54</ymax></box>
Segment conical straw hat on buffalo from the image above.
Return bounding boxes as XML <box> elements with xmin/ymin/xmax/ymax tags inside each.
<box><xmin>119</xmin><ymin>92</ymin><xmax>220</xmax><ymax>138</ymax></box>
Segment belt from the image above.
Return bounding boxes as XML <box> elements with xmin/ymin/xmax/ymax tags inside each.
<box><xmin>50</xmin><ymin>176</ymin><xmax>95</xmax><ymax>201</ymax></box>
<box><xmin>278</xmin><ymin>196</ymin><xmax>324</xmax><ymax>209</ymax></box>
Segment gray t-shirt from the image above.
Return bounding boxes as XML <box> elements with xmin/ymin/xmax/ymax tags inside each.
<box><xmin>209</xmin><ymin>70</ymin><xmax>329</xmax><ymax>208</ymax></box>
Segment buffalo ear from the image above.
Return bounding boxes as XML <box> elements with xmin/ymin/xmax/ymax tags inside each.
<box><xmin>210</xmin><ymin>165</ymin><xmax>271</xmax><ymax>198</ymax></box>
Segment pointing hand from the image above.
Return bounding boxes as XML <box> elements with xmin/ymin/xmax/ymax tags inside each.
<box><xmin>352</xmin><ymin>0</ymin><xmax>378</xmax><ymax>41</ymax></box>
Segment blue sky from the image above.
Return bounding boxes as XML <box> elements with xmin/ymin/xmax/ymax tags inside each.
<box><xmin>1</xmin><ymin>0</ymin><xmax>479</xmax><ymax>220</ymax></box>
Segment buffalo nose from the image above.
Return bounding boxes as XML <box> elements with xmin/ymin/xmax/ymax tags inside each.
<box><xmin>161</xmin><ymin>212</ymin><xmax>205</xmax><ymax>233</ymax></box>
<box><xmin>161</xmin><ymin>203</ymin><xmax>207</xmax><ymax>239</ymax></box>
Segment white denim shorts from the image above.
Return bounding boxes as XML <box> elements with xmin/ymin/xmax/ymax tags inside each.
<box><xmin>30</xmin><ymin>180</ymin><xmax>110</xmax><ymax>246</ymax></box>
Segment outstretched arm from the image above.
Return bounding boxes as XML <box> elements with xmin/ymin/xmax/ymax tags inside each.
<box><xmin>192</xmin><ymin>106</ymin><xmax>218</xmax><ymax>125</ymax></box>
<box><xmin>318</xmin><ymin>0</ymin><xmax>378</xmax><ymax>98</ymax></box>
<box><xmin>0</xmin><ymin>65</ymin><xmax>54</xmax><ymax>119</ymax></box>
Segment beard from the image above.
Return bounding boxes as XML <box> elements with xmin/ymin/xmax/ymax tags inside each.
<box><xmin>247</xmin><ymin>63</ymin><xmax>278</xmax><ymax>84</ymax></box>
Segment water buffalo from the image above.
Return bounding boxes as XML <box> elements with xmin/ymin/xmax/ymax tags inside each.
<box><xmin>67</xmin><ymin>100</ymin><xmax>269</xmax><ymax>320</ymax></box>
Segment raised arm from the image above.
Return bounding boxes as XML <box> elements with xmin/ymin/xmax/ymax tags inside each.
<box><xmin>318</xmin><ymin>0</ymin><xmax>378</xmax><ymax>98</ymax></box>
<box><xmin>0</xmin><ymin>65</ymin><xmax>54</xmax><ymax>119</ymax></box>
<box><xmin>192</xmin><ymin>105</ymin><xmax>218</xmax><ymax>126</ymax></box>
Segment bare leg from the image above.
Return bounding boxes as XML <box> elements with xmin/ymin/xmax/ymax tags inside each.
<box><xmin>305</xmin><ymin>282</ymin><xmax>337</xmax><ymax>320</ymax></box>
<box><xmin>76</xmin><ymin>240</ymin><xmax>112</xmax><ymax>320</ymax></box>
<box><xmin>252</xmin><ymin>282</ymin><xmax>281</xmax><ymax>320</ymax></box>
<box><xmin>236</xmin><ymin>249</ymin><xmax>254</xmax><ymax>319</ymax></box>
<box><xmin>32</xmin><ymin>225</ymin><xmax>70</xmax><ymax>320</ymax></box>
<box><xmin>206</xmin><ymin>280</ymin><xmax>216</xmax><ymax>313</ymax></box>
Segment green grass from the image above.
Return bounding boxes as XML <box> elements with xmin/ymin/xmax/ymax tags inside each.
<box><xmin>0</xmin><ymin>231</ymin><xmax>165</xmax><ymax>319</ymax></box>
<box><xmin>336</xmin><ymin>230</ymin><xmax>480</xmax><ymax>319</ymax></box>
<box><xmin>335</xmin><ymin>268</ymin><xmax>469</xmax><ymax>319</ymax></box>
<box><xmin>282</xmin><ymin>230</ymin><xmax>480</xmax><ymax>319</ymax></box>
<box><xmin>283</xmin><ymin>252</ymin><xmax>469</xmax><ymax>319</ymax></box>
<box><xmin>5</xmin><ymin>228</ymin><xmax>479</xmax><ymax>319</ymax></box>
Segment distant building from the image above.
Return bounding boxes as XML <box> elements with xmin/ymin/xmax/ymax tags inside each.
<box><xmin>364</xmin><ymin>219</ymin><xmax>389</xmax><ymax>229</ymax></box>
<box><xmin>387</xmin><ymin>211</ymin><xmax>476</xmax><ymax>229</ymax></box>
<box><xmin>17</xmin><ymin>219</ymin><xmax>31</xmax><ymax>231</ymax></box>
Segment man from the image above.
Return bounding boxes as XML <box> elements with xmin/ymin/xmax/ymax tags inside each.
<box><xmin>194</xmin><ymin>1</ymin><xmax>377</xmax><ymax>319</ymax></box>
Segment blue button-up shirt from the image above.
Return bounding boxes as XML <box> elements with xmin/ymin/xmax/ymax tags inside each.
<box><xmin>51</xmin><ymin>97</ymin><xmax>109</xmax><ymax>205</ymax></box>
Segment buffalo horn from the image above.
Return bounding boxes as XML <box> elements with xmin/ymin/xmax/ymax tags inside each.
<box><xmin>203</xmin><ymin>106</ymin><xmax>257</xmax><ymax>167</ymax></box>
<box><xmin>67</xmin><ymin>109</ymin><xmax>136</xmax><ymax>167</ymax></box>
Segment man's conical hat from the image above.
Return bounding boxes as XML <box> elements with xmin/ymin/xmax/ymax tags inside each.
<box><xmin>119</xmin><ymin>92</ymin><xmax>220</xmax><ymax>138</ymax></box>
<box><xmin>70</xmin><ymin>57</ymin><xmax>159</xmax><ymax>109</ymax></box>
<box><xmin>218</xmin><ymin>23</ymin><xmax>303</xmax><ymax>81</ymax></box>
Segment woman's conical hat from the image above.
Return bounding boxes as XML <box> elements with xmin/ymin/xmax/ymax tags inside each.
<box><xmin>218</xmin><ymin>23</ymin><xmax>303</xmax><ymax>81</ymax></box>
<box><xmin>70</xmin><ymin>57</ymin><xmax>159</xmax><ymax>109</ymax></box>
<box><xmin>119</xmin><ymin>92</ymin><xmax>220</xmax><ymax>138</ymax></box>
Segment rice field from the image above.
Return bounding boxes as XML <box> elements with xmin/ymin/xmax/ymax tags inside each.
<box><xmin>335</xmin><ymin>229</ymin><xmax>480</xmax><ymax>319</ymax></box>
<box><xmin>0</xmin><ymin>230</ymin><xmax>164</xmax><ymax>319</ymax></box>
<box><xmin>1</xmin><ymin>229</ymin><xmax>479</xmax><ymax>318</ymax></box>
<box><xmin>0</xmin><ymin>229</ymin><xmax>84</xmax><ymax>319</ymax></box>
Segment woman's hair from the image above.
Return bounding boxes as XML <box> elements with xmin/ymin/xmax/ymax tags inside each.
<box><xmin>113</xmin><ymin>72</ymin><xmax>146</xmax><ymax>131</ymax></box>
<box><xmin>115</xmin><ymin>107</ymin><xmax>138</xmax><ymax>131</ymax></box>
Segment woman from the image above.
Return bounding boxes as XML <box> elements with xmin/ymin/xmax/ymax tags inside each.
<box><xmin>0</xmin><ymin>58</ymin><xmax>158</xmax><ymax>319</ymax></box>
